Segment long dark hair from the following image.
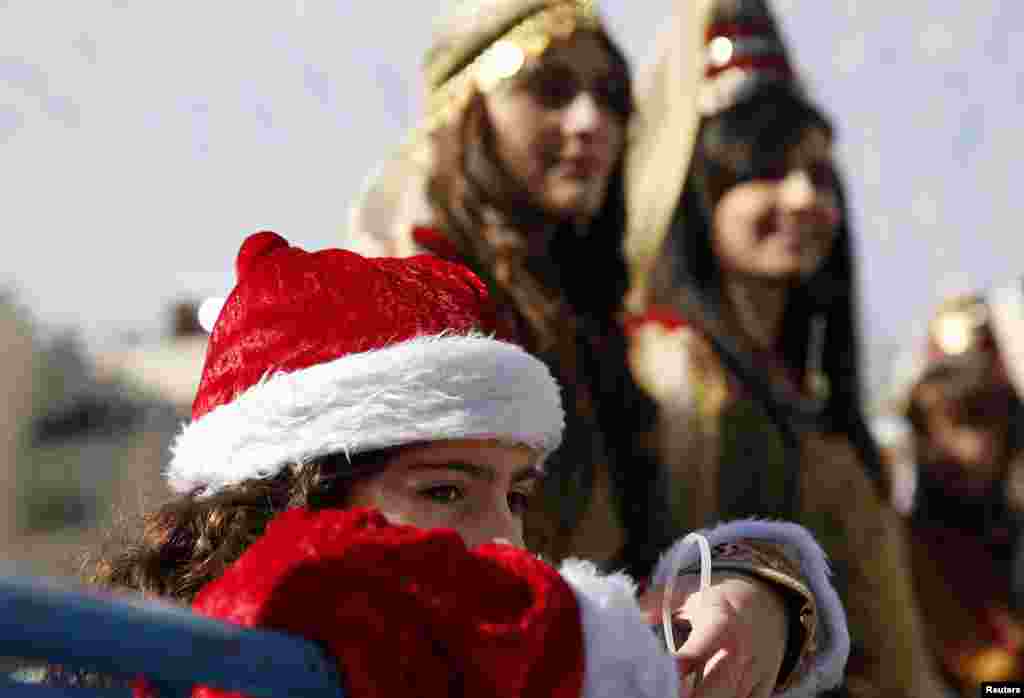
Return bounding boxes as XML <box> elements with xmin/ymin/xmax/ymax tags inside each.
<box><xmin>664</xmin><ymin>83</ymin><xmax>885</xmax><ymax>487</ymax></box>
<box><xmin>426</xmin><ymin>29</ymin><xmax>672</xmax><ymax>572</ymax></box>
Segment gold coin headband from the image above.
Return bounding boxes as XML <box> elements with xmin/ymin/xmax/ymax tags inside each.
<box><xmin>425</xmin><ymin>0</ymin><xmax>602</xmax><ymax>134</ymax></box>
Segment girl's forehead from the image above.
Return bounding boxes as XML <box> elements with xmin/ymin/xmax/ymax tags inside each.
<box><xmin>382</xmin><ymin>438</ymin><xmax>540</xmax><ymax>468</ymax></box>
<box><xmin>532</xmin><ymin>31</ymin><xmax>617</xmax><ymax>76</ymax></box>
<box><xmin>704</xmin><ymin>114</ymin><xmax>832</xmax><ymax>171</ymax></box>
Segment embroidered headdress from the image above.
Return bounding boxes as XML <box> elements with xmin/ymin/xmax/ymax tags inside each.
<box><xmin>347</xmin><ymin>0</ymin><xmax>608</xmax><ymax>252</ymax></box>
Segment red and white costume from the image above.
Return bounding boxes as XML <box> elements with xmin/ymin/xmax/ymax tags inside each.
<box><xmin>151</xmin><ymin>232</ymin><xmax>847</xmax><ymax>698</ymax></box>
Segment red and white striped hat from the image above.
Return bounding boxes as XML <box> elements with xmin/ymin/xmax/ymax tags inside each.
<box><xmin>696</xmin><ymin>0</ymin><xmax>803</xmax><ymax>116</ymax></box>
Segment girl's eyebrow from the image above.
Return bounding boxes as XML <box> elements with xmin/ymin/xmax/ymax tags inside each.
<box><xmin>405</xmin><ymin>462</ymin><xmax>543</xmax><ymax>483</ymax></box>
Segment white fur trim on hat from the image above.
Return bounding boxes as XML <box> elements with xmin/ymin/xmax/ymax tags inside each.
<box><xmin>651</xmin><ymin>520</ymin><xmax>849</xmax><ymax>698</ymax></box>
<box><xmin>167</xmin><ymin>333</ymin><xmax>563</xmax><ymax>496</ymax></box>
<box><xmin>559</xmin><ymin>560</ymin><xmax>680</xmax><ymax>698</ymax></box>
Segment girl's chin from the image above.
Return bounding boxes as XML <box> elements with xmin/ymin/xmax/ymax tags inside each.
<box><xmin>764</xmin><ymin>250</ymin><xmax>830</xmax><ymax>280</ymax></box>
<box><xmin>543</xmin><ymin>181</ymin><xmax>606</xmax><ymax>220</ymax></box>
<box><xmin>743</xmin><ymin>257</ymin><xmax>806</xmax><ymax>281</ymax></box>
<box><xmin>542</xmin><ymin>198</ymin><xmax>599</xmax><ymax>224</ymax></box>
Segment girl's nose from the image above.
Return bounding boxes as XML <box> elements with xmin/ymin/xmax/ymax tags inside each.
<box><xmin>563</xmin><ymin>91</ymin><xmax>604</xmax><ymax>137</ymax></box>
<box><xmin>465</xmin><ymin>497</ymin><xmax>523</xmax><ymax>549</ymax></box>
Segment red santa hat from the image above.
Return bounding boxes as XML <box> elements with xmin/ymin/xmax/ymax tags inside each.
<box><xmin>183</xmin><ymin>507</ymin><xmax>586</xmax><ymax>698</ymax></box>
<box><xmin>180</xmin><ymin>507</ymin><xmax>679</xmax><ymax>698</ymax></box>
<box><xmin>167</xmin><ymin>231</ymin><xmax>564</xmax><ymax>496</ymax></box>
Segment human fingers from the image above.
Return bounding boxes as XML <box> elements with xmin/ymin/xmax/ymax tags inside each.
<box><xmin>749</xmin><ymin>676</ymin><xmax>774</xmax><ymax>698</ymax></box>
<box><xmin>680</xmin><ymin>591</ymin><xmax>768</xmax><ymax>698</ymax></box>
<box><xmin>688</xmin><ymin>649</ymin><xmax>745</xmax><ymax>698</ymax></box>
<box><xmin>673</xmin><ymin>593</ymin><xmax>743</xmax><ymax>668</ymax></box>
<box><xmin>691</xmin><ymin>574</ymin><xmax>786</xmax><ymax>696</ymax></box>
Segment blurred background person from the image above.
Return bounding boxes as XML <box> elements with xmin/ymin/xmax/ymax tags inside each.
<box><xmin>621</xmin><ymin>0</ymin><xmax>948</xmax><ymax>695</ymax></box>
<box><xmin>878</xmin><ymin>291</ymin><xmax>1024</xmax><ymax>695</ymax></box>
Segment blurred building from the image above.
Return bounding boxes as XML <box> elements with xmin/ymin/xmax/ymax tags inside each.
<box><xmin>0</xmin><ymin>298</ymin><xmax>208</xmax><ymax>580</ymax></box>
<box><xmin>91</xmin><ymin>300</ymin><xmax>208</xmax><ymax>411</ymax></box>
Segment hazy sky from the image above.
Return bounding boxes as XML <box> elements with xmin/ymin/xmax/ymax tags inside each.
<box><xmin>2</xmin><ymin>0</ymin><xmax>1022</xmax><ymax>393</ymax></box>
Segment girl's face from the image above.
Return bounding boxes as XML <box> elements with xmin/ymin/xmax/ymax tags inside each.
<box><xmin>918</xmin><ymin>385</ymin><xmax>1011</xmax><ymax>494</ymax></box>
<box><xmin>346</xmin><ymin>438</ymin><xmax>542</xmax><ymax>549</ymax></box>
<box><xmin>483</xmin><ymin>31</ymin><xmax>628</xmax><ymax>223</ymax></box>
<box><xmin>711</xmin><ymin>127</ymin><xmax>841</xmax><ymax>282</ymax></box>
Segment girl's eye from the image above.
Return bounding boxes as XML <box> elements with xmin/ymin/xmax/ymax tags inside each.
<box><xmin>421</xmin><ymin>485</ymin><xmax>463</xmax><ymax>504</ymax></box>
<box><xmin>522</xmin><ymin>67</ymin><xmax>631</xmax><ymax>116</ymax></box>
<box><xmin>507</xmin><ymin>490</ymin><xmax>532</xmax><ymax>516</ymax></box>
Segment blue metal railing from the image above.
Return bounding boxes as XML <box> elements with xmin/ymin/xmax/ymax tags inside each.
<box><xmin>1</xmin><ymin>677</ymin><xmax>129</xmax><ymax>697</ymax></box>
<box><xmin>0</xmin><ymin>570</ymin><xmax>345</xmax><ymax>697</ymax></box>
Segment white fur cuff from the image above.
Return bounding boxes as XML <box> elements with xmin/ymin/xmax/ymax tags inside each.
<box><xmin>651</xmin><ymin>520</ymin><xmax>849</xmax><ymax>698</ymax></box>
<box><xmin>559</xmin><ymin>560</ymin><xmax>679</xmax><ymax>698</ymax></box>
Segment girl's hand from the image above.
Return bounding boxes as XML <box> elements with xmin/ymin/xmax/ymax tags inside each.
<box><xmin>639</xmin><ymin>572</ymin><xmax>789</xmax><ymax>698</ymax></box>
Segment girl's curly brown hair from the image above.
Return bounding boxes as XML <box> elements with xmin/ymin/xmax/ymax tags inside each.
<box><xmin>86</xmin><ymin>449</ymin><xmax>398</xmax><ymax>604</ymax></box>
